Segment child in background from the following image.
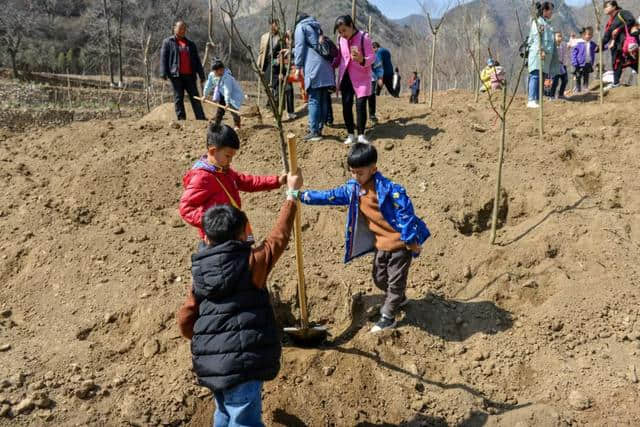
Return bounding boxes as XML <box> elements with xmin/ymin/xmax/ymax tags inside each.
<box><xmin>177</xmin><ymin>169</ymin><xmax>303</xmax><ymax>427</ymax></box>
<box><xmin>301</xmin><ymin>144</ymin><xmax>430</xmax><ymax>332</ymax></box>
<box><xmin>480</xmin><ymin>59</ymin><xmax>505</xmax><ymax>92</ymax></box>
<box><xmin>571</xmin><ymin>27</ymin><xmax>597</xmax><ymax>93</ymax></box>
<box><xmin>203</xmin><ymin>60</ymin><xmax>244</xmax><ymax>130</ymax></box>
<box><xmin>550</xmin><ymin>32</ymin><xmax>569</xmax><ymax>99</ymax></box>
<box><xmin>409</xmin><ymin>72</ymin><xmax>420</xmax><ymax>104</ymax></box>
<box><xmin>179</xmin><ymin>123</ymin><xmax>286</xmax><ymax>242</ymax></box>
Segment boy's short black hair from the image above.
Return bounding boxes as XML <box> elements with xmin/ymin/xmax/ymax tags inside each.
<box><xmin>347</xmin><ymin>143</ymin><xmax>377</xmax><ymax>168</ymax></box>
<box><xmin>581</xmin><ymin>26</ymin><xmax>593</xmax><ymax>35</ymax></box>
<box><xmin>207</xmin><ymin>122</ymin><xmax>240</xmax><ymax>149</ymax></box>
<box><xmin>211</xmin><ymin>59</ymin><xmax>225</xmax><ymax>71</ymax></box>
<box><xmin>202</xmin><ymin>205</ymin><xmax>248</xmax><ymax>244</ymax></box>
<box><xmin>372</xmin><ymin>42</ymin><xmax>380</xmax><ymax>49</ymax></box>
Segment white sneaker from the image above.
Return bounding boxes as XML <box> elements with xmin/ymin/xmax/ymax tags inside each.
<box><xmin>527</xmin><ymin>100</ymin><xmax>540</xmax><ymax>109</ymax></box>
<box><xmin>344</xmin><ymin>134</ymin><xmax>355</xmax><ymax>145</ymax></box>
<box><xmin>357</xmin><ymin>134</ymin><xmax>370</xmax><ymax>144</ymax></box>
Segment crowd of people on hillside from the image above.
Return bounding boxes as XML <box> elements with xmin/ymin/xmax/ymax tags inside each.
<box><xmin>525</xmin><ymin>0</ymin><xmax>639</xmax><ymax>108</ymax></box>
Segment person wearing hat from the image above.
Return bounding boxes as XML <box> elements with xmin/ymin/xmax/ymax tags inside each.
<box><xmin>479</xmin><ymin>59</ymin><xmax>505</xmax><ymax>92</ymax></box>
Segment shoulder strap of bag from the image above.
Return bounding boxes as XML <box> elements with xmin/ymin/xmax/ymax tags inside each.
<box><xmin>212</xmin><ymin>175</ymin><xmax>239</xmax><ymax>209</ymax></box>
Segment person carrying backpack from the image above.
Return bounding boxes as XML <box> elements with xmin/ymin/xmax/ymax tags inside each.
<box><xmin>293</xmin><ymin>12</ymin><xmax>336</xmax><ymax>142</ymax></box>
<box><xmin>602</xmin><ymin>0</ymin><xmax>638</xmax><ymax>88</ymax></box>
<box><xmin>333</xmin><ymin>15</ymin><xmax>375</xmax><ymax>145</ymax></box>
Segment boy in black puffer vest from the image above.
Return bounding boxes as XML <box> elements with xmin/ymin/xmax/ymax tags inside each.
<box><xmin>178</xmin><ymin>169</ymin><xmax>303</xmax><ymax>427</ymax></box>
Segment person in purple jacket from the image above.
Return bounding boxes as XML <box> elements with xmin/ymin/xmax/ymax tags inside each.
<box><xmin>571</xmin><ymin>26</ymin><xmax>598</xmax><ymax>93</ymax></box>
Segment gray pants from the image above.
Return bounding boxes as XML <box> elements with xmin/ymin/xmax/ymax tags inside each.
<box><xmin>372</xmin><ymin>249</ymin><xmax>412</xmax><ymax>318</ymax></box>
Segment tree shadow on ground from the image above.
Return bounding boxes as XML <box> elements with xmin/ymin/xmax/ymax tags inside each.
<box><xmin>565</xmin><ymin>91</ymin><xmax>606</xmax><ymax>103</ymax></box>
<box><xmin>371</xmin><ymin>114</ymin><xmax>443</xmax><ymax>142</ymax></box>
<box><xmin>356</xmin><ymin>410</ymin><xmax>490</xmax><ymax>426</ymax></box>
<box><xmin>498</xmin><ymin>195</ymin><xmax>587</xmax><ymax>246</ymax></box>
<box><xmin>272</xmin><ymin>408</ymin><xmax>307</xmax><ymax>426</ymax></box>
<box><xmin>330</xmin><ymin>291</ymin><xmax>513</xmax><ymax>346</ymax></box>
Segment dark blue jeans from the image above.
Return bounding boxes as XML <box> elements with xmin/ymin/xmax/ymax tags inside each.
<box><xmin>213</xmin><ymin>380</ymin><xmax>264</xmax><ymax>427</ymax></box>
<box><xmin>307</xmin><ymin>87</ymin><xmax>328</xmax><ymax>135</ymax></box>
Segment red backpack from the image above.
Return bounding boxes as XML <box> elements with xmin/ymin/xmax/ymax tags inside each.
<box><xmin>619</xmin><ymin>14</ymin><xmax>639</xmax><ymax>59</ymax></box>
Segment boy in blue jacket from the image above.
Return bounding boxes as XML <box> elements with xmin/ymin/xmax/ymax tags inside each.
<box><xmin>203</xmin><ymin>59</ymin><xmax>244</xmax><ymax>129</ymax></box>
<box><xmin>301</xmin><ymin>144</ymin><xmax>430</xmax><ymax>332</ymax></box>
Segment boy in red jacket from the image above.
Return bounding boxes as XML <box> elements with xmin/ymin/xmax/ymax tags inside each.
<box><xmin>179</xmin><ymin>123</ymin><xmax>286</xmax><ymax>240</ymax></box>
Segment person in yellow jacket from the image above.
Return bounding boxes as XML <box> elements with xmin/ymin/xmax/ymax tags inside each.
<box><xmin>480</xmin><ymin>59</ymin><xmax>506</xmax><ymax>92</ymax></box>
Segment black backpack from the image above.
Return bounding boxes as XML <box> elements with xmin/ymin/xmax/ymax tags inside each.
<box><xmin>314</xmin><ymin>29</ymin><xmax>339</xmax><ymax>62</ymax></box>
<box><xmin>519</xmin><ymin>37</ymin><xmax>529</xmax><ymax>65</ymax></box>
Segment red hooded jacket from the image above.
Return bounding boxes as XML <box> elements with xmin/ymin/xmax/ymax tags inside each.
<box><xmin>179</xmin><ymin>156</ymin><xmax>281</xmax><ymax>239</ymax></box>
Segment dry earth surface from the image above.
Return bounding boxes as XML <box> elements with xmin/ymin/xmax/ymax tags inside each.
<box><xmin>1</xmin><ymin>87</ymin><xmax>640</xmax><ymax>426</ymax></box>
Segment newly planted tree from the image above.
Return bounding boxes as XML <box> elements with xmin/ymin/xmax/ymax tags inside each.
<box><xmin>416</xmin><ymin>0</ymin><xmax>451</xmax><ymax>108</ymax></box>
<box><xmin>220</xmin><ymin>0</ymin><xmax>300</xmax><ymax>171</ymax></box>
<box><xmin>591</xmin><ymin>0</ymin><xmax>605</xmax><ymax>104</ymax></box>
<box><xmin>464</xmin><ymin>29</ymin><xmax>527</xmax><ymax>245</ymax></box>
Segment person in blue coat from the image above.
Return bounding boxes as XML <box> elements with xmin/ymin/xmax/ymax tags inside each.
<box><xmin>293</xmin><ymin>12</ymin><xmax>336</xmax><ymax>142</ymax></box>
<box><xmin>527</xmin><ymin>2</ymin><xmax>562</xmax><ymax>108</ymax></box>
<box><xmin>301</xmin><ymin>144</ymin><xmax>430</xmax><ymax>332</ymax></box>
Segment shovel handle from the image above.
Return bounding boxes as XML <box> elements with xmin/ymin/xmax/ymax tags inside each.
<box><xmin>195</xmin><ymin>96</ymin><xmax>243</xmax><ymax>115</ymax></box>
<box><xmin>287</xmin><ymin>133</ymin><xmax>309</xmax><ymax>330</ymax></box>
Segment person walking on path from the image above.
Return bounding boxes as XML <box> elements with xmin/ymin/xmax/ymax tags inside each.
<box><xmin>526</xmin><ymin>2</ymin><xmax>562</xmax><ymax>109</ymax></box>
<box><xmin>602</xmin><ymin>0</ymin><xmax>638</xmax><ymax>89</ymax></box>
<box><xmin>293</xmin><ymin>13</ymin><xmax>336</xmax><ymax>142</ymax></box>
<box><xmin>333</xmin><ymin>15</ymin><xmax>375</xmax><ymax>145</ymax></box>
<box><xmin>160</xmin><ymin>20</ymin><xmax>206</xmax><ymax>121</ymax></box>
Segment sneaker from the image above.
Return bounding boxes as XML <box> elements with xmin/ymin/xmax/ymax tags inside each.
<box><xmin>526</xmin><ymin>100</ymin><xmax>540</xmax><ymax>109</ymax></box>
<box><xmin>287</xmin><ymin>112</ymin><xmax>297</xmax><ymax>120</ymax></box>
<box><xmin>303</xmin><ymin>132</ymin><xmax>322</xmax><ymax>142</ymax></box>
<box><xmin>370</xmin><ymin>315</ymin><xmax>397</xmax><ymax>333</ymax></box>
<box><xmin>343</xmin><ymin>134</ymin><xmax>355</xmax><ymax>145</ymax></box>
<box><xmin>604</xmin><ymin>83</ymin><xmax>620</xmax><ymax>91</ymax></box>
<box><xmin>399</xmin><ymin>297</ymin><xmax>410</xmax><ymax>308</ymax></box>
<box><xmin>370</xmin><ymin>116</ymin><xmax>379</xmax><ymax>124</ymax></box>
<box><xmin>357</xmin><ymin>134</ymin><xmax>370</xmax><ymax>144</ymax></box>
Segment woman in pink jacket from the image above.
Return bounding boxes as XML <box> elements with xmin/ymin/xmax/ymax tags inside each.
<box><xmin>333</xmin><ymin>15</ymin><xmax>375</xmax><ymax>145</ymax></box>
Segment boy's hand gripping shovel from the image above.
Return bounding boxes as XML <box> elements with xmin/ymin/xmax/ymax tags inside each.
<box><xmin>283</xmin><ymin>134</ymin><xmax>327</xmax><ymax>346</ymax></box>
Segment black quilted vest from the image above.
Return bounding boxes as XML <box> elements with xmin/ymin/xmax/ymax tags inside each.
<box><xmin>190</xmin><ymin>240</ymin><xmax>281</xmax><ymax>391</ymax></box>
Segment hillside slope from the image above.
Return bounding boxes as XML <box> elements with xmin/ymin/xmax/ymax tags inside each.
<box><xmin>1</xmin><ymin>88</ymin><xmax>640</xmax><ymax>426</ymax></box>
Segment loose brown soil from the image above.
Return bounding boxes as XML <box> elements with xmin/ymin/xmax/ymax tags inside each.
<box><xmin>1</xmin><ymin>87</ymin><xmax>639</xmax><ymax>426</ymax></box>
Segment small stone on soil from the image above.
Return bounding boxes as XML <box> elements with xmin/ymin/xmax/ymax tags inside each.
<box><xmin>143</xmin><ymin>339</ymin><xmax>160</xmax><ymax>358</ymax></box>
<box><xmin>322</xmin><ymin>366</ymin><xmax>335</xmax><ymax>376</ymax></box>
<box><xmin>14</xmin><ymin>397</ymin><xmax>34</xmax><ymax>414</ymax></box>
<box><xmin>568</xmin><ymin>390</ymin><xmax>591</xmax><ymax>410</ymax></box>
<box><xmin>0</xmin><ymin>344</ymin><xmax>10</xmax><ymax>352</ymax></box>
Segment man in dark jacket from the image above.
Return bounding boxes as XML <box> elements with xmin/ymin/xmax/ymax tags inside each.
<box><xmin>178</xmin><ymin>168</ymin><xmax>303</xmax><ymax>426</ymax></box>
<box><xmin>602</xmin><ymin>0</ymin><xmax>638</xmax><ymax>88</ymax></box>
<box><xmin>160</xmin><ymin>21</ymin><xmax>206</xmax><ymax>120</ymax></box>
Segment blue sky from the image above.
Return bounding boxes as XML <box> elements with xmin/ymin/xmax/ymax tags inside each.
<box><xmin>370</xmin><ymin>0</ymin><xmax>590</xmax><ymax>20</ymax></box>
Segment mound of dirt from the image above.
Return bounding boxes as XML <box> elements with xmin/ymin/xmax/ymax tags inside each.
<box><xmin>1</xmin><ymin>87</ymin><xmax>640</xmax><ymax>426</ymax></box>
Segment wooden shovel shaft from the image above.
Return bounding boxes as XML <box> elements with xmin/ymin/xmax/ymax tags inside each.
<box><xmin>194</xmin><ymin>96</ymin><xmax>242</xmax><ymax>115</ymax></box>
<box><xmin>286</xmin><ymin>133</ymin><xmax>309</xmax><ymax>330</ymax></box>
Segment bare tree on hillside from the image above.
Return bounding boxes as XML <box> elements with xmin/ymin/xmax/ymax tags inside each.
<box><xmin>0</xmin><ymin>0</ymin><xmax>35</xmax><ymax>78</ymax></box>
<box><xmin>102</xmin><ymin>0</ymin><xmax>116</xmax><ymax>86</ymax></box>
<box><xmin>463</xmin><ymin>21</ymin><xmax>527</xmax><ymax>245</ymax></box>
<box><xmin>416</xmin><ymin>0</ymin><xmax>451</xmax><ymax>108</ymax></box>
<box><xmin>116</xmin><ymin>0</ymin><xmax>125</xmax><ymax>86</ymax></box>
<box><xmin>220</xmin><ymin>0</ymin><xmax>300</xmax><ymax>171</ymax></box>
<box><xmin>202</xmin><ymin>0</ymin><xmax>217</xmax><ymax>70</ymax></box>
<box><xmin>591</xmin><ymin>0</ymin><xmax>604</xmax><ymax>104</ymax></box>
